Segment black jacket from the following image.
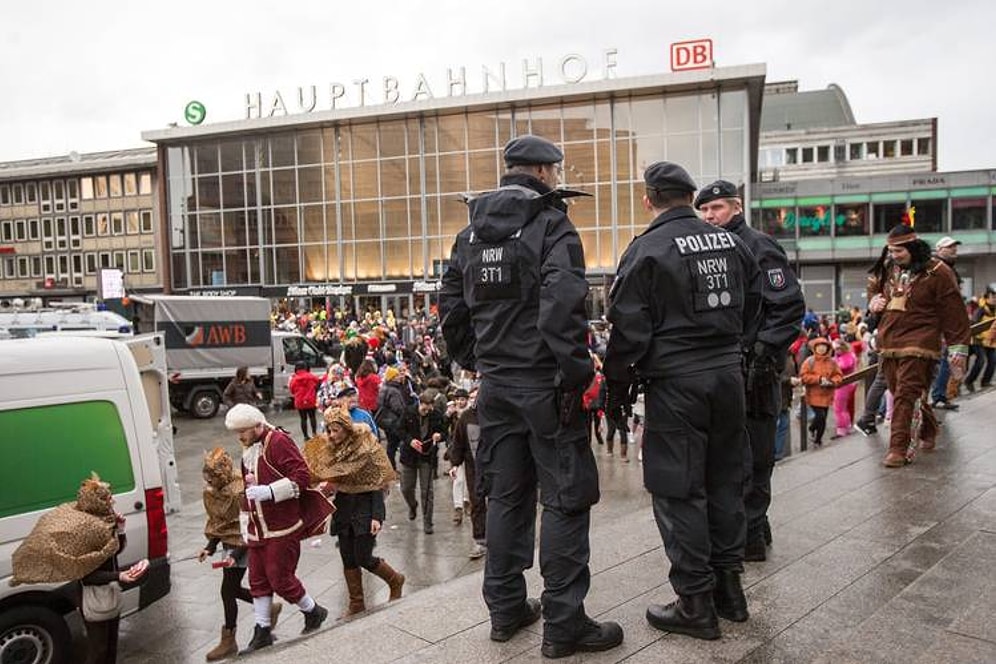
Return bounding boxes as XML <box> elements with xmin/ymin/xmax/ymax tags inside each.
<box><xmin>398</xmin><ymin>406</ymin><xmax>447</xmax><ymax>467</ymax></box>
<box><xmin>724</xmin><ymin>214</ymin><xmax>805</xmax><ymax>358</ymax></box>
<box><xmin>604</xmin><ymin>206</ymin><xmax>762</xmax><ymax>381</ymax></box>
<box><xmin>439</xmin><ymin>174</ymin><xmax>593</xmax><ymax>390</ymax></box>
<box><xmin>331</xmin><ymin>490</ymin><xmax>386</xmax><ymax>537</ymax></box>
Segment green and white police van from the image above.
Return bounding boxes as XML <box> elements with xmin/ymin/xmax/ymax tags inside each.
<box><xmin>0</xmin><ymin>335</ymin><xmax>179</xmax><ymax>664</ymax></box>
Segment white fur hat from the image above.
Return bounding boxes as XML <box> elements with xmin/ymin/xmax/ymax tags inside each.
<box><xmin>225</xmin><ymin>403</ymin><xmax>267</xmax><ymax>430</ymax></box>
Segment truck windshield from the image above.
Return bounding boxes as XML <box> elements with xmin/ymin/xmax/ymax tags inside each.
<box><xmin>283</xmin><ymin>336</ymin><xmax>325</xmax><ymax>368</ymax></box>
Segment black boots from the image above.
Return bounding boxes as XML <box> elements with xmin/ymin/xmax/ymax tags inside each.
<box><xmin>541</xmin><ymin>617</ymin><xmax>625</xmax><ymax>659</ymax></box>
<box><xmin>239</xmin><ymin>625</ymin><xmax>273</xmax><ymax>654</ymax></box>
<box><xmin>646</xmin><ymin>592</ymin><xmax>721</xmax><ymax>640</ymax></box>
<box><xmin>490</xmin><ymin>597</ymin><xmax>542</xmax><ymax>642</ymax></box>
<box><xmin>744</xmin><ymin>535</ymin><xmax>767</xmax><ymax>562</ymax></box>
<box><xmin>713</xmin><ymin>570</ymin><xmax>749</xmax><ymax>622</ymax></box>
<box><xmin>301</xmin><ymin>603</ymin><xmax>328</xmax><ymax>634</ymax></box>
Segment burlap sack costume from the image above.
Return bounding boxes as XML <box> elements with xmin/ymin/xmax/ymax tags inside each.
<box><xmin>304</xmin><ymin>407</ymin><xmax>397</xmax><ymax>493</ymax></box>
<box><xmin>10</xmin><ymin>474</ymin><xmax>119</xmax><ymax>586</ymax></box>
<box><xmin>202</xmin><ymin>447</ymin><xmax>245</xmax><ymax>547</ymax></box>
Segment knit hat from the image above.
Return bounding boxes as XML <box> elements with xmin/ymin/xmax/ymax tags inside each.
<box><xmin>225</xmin><ymin>403</ymin><xmax>267</xmax><ymax>430</ymax></box>
<box><xmin>886</xmin><ymin>224</ymin><xmax>918</xmax><ymax>247</ymax></box>
<box><xmin>808</xmin><ymin>337</ymin><xmax>831</xmax><ymax>352</ymax></box>
<box><xmin>384</xmin><ymin>366</ymin><xmax>400</xmax><ymax>382</ymax></box>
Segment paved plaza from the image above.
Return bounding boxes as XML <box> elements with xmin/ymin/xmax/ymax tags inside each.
<box><xmin>116</xmin><ymin>388</ymin><xmax>996</xmax><ymax>663</ymax></box>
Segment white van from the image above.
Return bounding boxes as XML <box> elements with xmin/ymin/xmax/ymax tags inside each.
<box><xmin>0</xmin><ymin>308</ymin><xmax>133</xmax><ymax>339</ymax></box>
<box><xmin>0</xmin><ymin>335</ymin><xmax>178</xmax><ymax>664</ymax></box>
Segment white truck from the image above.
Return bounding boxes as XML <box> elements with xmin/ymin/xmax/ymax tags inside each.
<box><xmin>131</xmin><ymin>294</ymin><xmax>329</xmax><ymax>418</ymax></box>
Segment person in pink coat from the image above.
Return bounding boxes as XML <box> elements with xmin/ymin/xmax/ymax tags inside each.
<box><xmin>832</xmin><ymin>338</ymin><xmax>858</xmax><ymax>438</ymax></box>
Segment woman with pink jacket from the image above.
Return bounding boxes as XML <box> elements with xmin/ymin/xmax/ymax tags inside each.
<box><xmin>832</xmin><ymin>338</ymin><xmax>858</xmax><ymax>437</ymax></box>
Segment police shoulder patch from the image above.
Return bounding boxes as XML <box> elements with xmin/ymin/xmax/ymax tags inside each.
<box><xmin>767</xmin><ymin>268</ymin><xmax>786</xmax><ymax>290</ymax></box>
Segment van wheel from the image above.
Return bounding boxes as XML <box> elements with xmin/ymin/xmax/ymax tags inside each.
<box><xmin>0</xmin><ymin>606</ymin><xmax>71</xmax><ymax>664</ymax></box>
<box><xmin>190</xmin><ymin>390</ymin><xmax>220</xmax><ymax>419</ymax></box>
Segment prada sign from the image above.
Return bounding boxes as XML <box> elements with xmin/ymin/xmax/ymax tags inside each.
<box><xmin>246</xmin><ymin>49</ymin><xmax>619</xmax><ymax>119</ymax></box>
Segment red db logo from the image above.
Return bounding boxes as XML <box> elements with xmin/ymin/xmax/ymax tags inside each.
<box><xmin>670</xmin><ymin>39</ymin><xmax>714</xmax><ymax>72</ymax></box>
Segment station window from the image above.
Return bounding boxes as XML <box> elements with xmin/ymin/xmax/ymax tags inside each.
<box><xmin>817</xmin><ymin>146</ymin><xmax>830</xmax><ymax>163</ymax></box>
<box><xmin>801</xmin><ymin>147</ymin><xmax>814</xmax><ymax>163</ymax></box>
<box><xmin>883</xmin><ymin>140</ymin><xmax>896</xmax><ymax>158</ymax></box>
<box><xmin>865</xmin><ymin>142</ymin><xmax>880</xmax><ymax>159</ymax></box>
<box><xmin>900</xmin><ymin>139</ymin><xmax>914</xmax><ymax>156</ymax></box>
<box><xmin>849</xmin><ymin>143</ymin><xmax>862</xmax><ymax>160</ymax></box>
<box><xmin>785</xmin><ymin>148</ymin><xmax>798</xmax><ymax>165</ymax></box>
<box><xmin>917</xmin><ymin>137</ymin><xmax>931</xmax><ymax>155</ymax></box>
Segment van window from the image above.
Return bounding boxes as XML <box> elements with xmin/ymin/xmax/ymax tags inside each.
<box><xmin>283</xmin><ymin>336</ymin><xmax>323</xmax><ymax>368</ymax></box>
<box><xmin>0</xmin><ymin>400</ymin><xmax>136</xmax><ymax>518</ymax></box>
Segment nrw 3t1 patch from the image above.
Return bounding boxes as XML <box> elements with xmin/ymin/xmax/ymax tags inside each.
<box><xmin>767</xmin><ymin>268</ymin><xmax>787</xmax><ymax>290</ymax></box>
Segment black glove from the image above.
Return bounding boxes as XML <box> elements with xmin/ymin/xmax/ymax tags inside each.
<box><xmin>605</xmin><ymin>380</ymin><xmax>631</xmax><ymax>423</ymax></box>
<box><xmin>558</xmin><ymin>385</ymin><xmax>585</xmax><ymax>428</ymax></box>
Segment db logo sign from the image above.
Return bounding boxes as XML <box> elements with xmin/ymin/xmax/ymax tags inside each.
<box><xmin>670</xmin><ymin>39</ymin><xmax>714</xmax><ymax>72</ymax></box>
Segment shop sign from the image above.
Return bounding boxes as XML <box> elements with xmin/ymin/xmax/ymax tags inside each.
<box><xmin>670</xmin><ymin>39</ymin><xmax>713</xmax><ymax>72</ymax></box>
<box><xmin>287</xmin><ymin>284</ymin><xmax>354</xmax><ymax>297</ymax></box>
<box><xmin>245</xmin><ymin>48</ymin><xmax>619</xmax><ymax>119</ymax></box>
<box><xmin>0</xmin><ymin>246</ymin><xmax>15</xmax><ymax>254</ymax></box>
<box><xmin>366</xmin><ymin>284</ymin><xmax>397</xmax><ymax>294</ymax></box>
<box><xmin>412</xmin><ymin>280</ymin><xmax>442</xmax><ymax>293</ymax></box>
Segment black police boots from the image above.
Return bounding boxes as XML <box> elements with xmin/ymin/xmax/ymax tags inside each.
<box><xmin>713</xmin><ymin>570</ymin><xmax>749</xmax><ymax>622</ymax></box>
<box><xmin>239</xmin><ymin>624</ymin><xmax>273</xmax><ymax>655</ymax></box>
<box><xmin>490</xmin><ymin>597</ymin><xmax>542</xmax><ymax>642</ymax></box>
<box><xmin>646</xmin><ymin>592</ymin><xmax>721</xmax><ymax>640</ymax></box>
<box><xmin>541</xmin><ymin>616</ymin><xmax>624</xmax><ymax>659</ymax></box>
<box><xmin>301</xmin><ymin>603</ymin><xmax>328</xmax><ymax>634</ymax></box>
<box><xmin>744</xmin><ymin>534</ymin><xmax>767</xmax><ymax>562</ymax></box>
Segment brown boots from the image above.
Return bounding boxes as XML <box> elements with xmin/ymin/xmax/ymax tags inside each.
<box><xmin>205</xmin><ymin>627</ymin><xmax>237</xmax><ymax>661</ymax></box>
<box><xmin>343</xmin><ymin>567</ymin><xmax>366</xmax><ymax>616</ymax></box>
<box><xmin>373</xmin><ymin>560</ymin><xmax>405</xmax><ymax>601</ymax></box>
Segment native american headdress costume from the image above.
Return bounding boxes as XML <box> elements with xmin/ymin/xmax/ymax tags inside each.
<box><xmin>304</xmin><ymin>407</ymin><xmax>397</xmax><ymax>493</ymax></box>
<box><xmin>202</xmin><ymin>447</ymin><xmax>245</xmax><ymax>547</ymax></box>
<box><xmin>10</xmin><ymin>473</ymin><xmax>120</xmax><ymax>586</ymax></box>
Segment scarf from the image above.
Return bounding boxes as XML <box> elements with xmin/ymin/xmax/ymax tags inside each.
<box><xmin>304</xmin><ymin>421</ymin><xmax>396</xmax><ymax>494</ymax></box>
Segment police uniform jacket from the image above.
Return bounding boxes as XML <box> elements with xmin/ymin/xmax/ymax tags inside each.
<box><xmin>603</xmin><ymin>206</ymin><xmax>762</xmax><ymax>381</ymax></box>
<box><xmin>723</xmin><ymin>214</ymin><xmax>805</xmax><ymax>359</ymax></box>
<box><xmin>439</xmin><ymin>173</ymin><xmax>592</xmax><ymax>390</ymax></box>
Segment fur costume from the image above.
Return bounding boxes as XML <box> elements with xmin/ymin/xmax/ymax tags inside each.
<box><xmin>304</xmin><ymin>408</ymin><xmax>397</xmax><ymax>493</ymax></box>
<box><xmin>11</xmin><ymin>474</ymin><xmax>119</xmax><ymax>586</ymax></box>
<box><xmin>202</xmin><ymin>447</ymin><xmax>245</xmax><ymax>547</ymax></box>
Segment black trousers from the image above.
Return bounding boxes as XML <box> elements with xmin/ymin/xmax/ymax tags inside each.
<box><xmin>298</xmin><ymin>408</ymin><xmax>317</xmax><ymax>439</ymax></box>
<box><xmin>338</xmin><ymin>528</ymin><xmax>380</xmax><ymax>571</ymax></box>
<box><xmin>809</xmin><ymin>406</ymin><xmax>829</xmax><ymax>443</ymax></box>
<box><xmin>476</xmin><ymin>380</ymin><xmax>599</xmax><ymax>644</ymax></box>
<box><xmin>84</xmin><ymin>617</ymin><xmax>119</xmax><ymax>664</ymax></box>
<box><xmin>744</xmin><ymin>410</ymin><xmax>776</xmax><ymax>541</ymax></box>
<box><xmin>221</xmin><ymin>566</ymin><xmax>253</xmax><ymax>629</ymax></box>
<box><xmin>643</xmin><ymin>369</ymin><xmax>747</xmax><ymax>596</ymax></box>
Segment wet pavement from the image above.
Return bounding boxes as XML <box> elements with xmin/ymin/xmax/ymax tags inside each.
<box><xmin>116</xmin><ymin>388</ymin><xmax>996</xmax><ymax>663</ymax></box>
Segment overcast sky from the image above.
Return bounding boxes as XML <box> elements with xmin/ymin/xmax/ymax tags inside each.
<box><xmin>2</xmin><ymin>0</ymin><xmax>991</xmax><ymax>172</ymax></box>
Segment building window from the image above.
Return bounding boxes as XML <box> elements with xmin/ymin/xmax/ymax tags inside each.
<box><xmin>113</xmin><ymin>251</ymin><xmax>125</xmax><ymax>270</ymax></box>
<box><xmin>1</xmin><ymin>221</ymin><xmax>12</xmax><ymax>242</ymax></box>
<box><xmin>72</xmin><ymin>254</ymin><xmax>83</xmax><ymax>277</ymax></box>
<box><xmin>760</xmin><ymin>207</ymin><xmax>796</xmax><ymax>239</ymax></box>
<box><xmin>883</xmin><ymin>140</ymin><xmax>897</xmax><ymax>158</ymax></box>
<box><xmin>17</xmin><ymin>256</ymin><xmax>29</xmax><ymax>278</ymax></box>
<box><xmin>873</xmin><ymin>202</ymin><xmax>907</xmax><ymax>234</ymax></box>
<box><xmin>142</xmin><ymin>248</ymin><xmax>156</xmax><ymax>273</ymax></box>
<box><xmin>126</xmin><ymin>211</ymin><xmax>140</xmax><ymax>234</ymax></box>
<box><xmin>99</xmin><ymin>252</ymin><xmax>111</xmax><ymax>269</ymax></box>
<box><xmin>28</xmin><ymin>218</ymin><xmax>39</xmax><ymax>240</ymax></box>
<box><xmin>900</xmin><ymin>139</ymin><xmax>914</xmax><ymax>156</ymax></box>
<box><xmin>865</xmin><ymin>142</ymin><xmax>880</xmax><ymax>159</ymax></box>
<box><xmin>109</xmin><ymin>174</ymin><xmax>123</xmax><ymax>197</ymax></box>
<box><xmin>70</xmin><ymin>216</ymin><xmax>82</xmax><ymax>249</ymax></box>
<box><xmin>835</xmin><ymin>204</ymin><xmax>869</xmax><ymax>236</ymax></box>
<box><xmin>785</xmin><ymin>148</ymin><xmax>798</xmax><ymax>165</ymax></box>
<box><xmin>85</xmin><ymin>253</ymin><xmax>97</xmax><ymax>275</ymax></box>
<box><xmin>97</xmin><ymin>213</ymin><xmax>110</xmax><ymax>236</ymax></box>
<box><xmin>111</xmin><ymin>212</ymin><xmax>124</xmax><ymax>235</ymax></box>
<box><xmin>42</xmin><ymin>218</ymin><xmax>54</xmax><ymax>251</ymax></box>
<box><xmin>799</xmin><ymin>205</ymin><xmax>831</xmax><ymax>236</ymax></box>
<box><xmin>128</xmin><ymin>250</ymin><xmax>141</xmax><ymax>273</ymax></box>
<box><xmin>81</xmin><ymin>177</ymin><xmax>94</xmax><ymax>199</ymax></box>
<box><xmin>140</xmin><ymin>209</ymin><xmax>153</xmax><ymax>233</ymax></box>
<box><xmin>26</xmin><ymin>183</ymin><xmax>37</xmax><ymax>203</ymax></box>
<box><xmin>58</xmin><ymin>254</ymin><xmax>69</xmax><ymax>277</ymax></box>
<box><xmin>917</xmin><ymin>137</ymin><xmax>931</xmax><ymax>155</ymax></box>
<box><xmin>94</xmin><ymin>176</ymin><xmax>108</xmax><ymax>198</ymax></box>
<box><xmin>12</xmin><ymin>184</ymin><xmax>24</xmax><ymax>205</ymax></box>
<box><xmin>55</xmin><ymin>217</ymin><xmax>68</xmax><ymax>250</ymax></box>
<box><xmin>124</xmin><ymin>173</ymin><xmax>138</xmax><ymax>196</ymax></box>
<box><xmin>83</xmin><ymin>214</ymin><xmax>95</xmax><ymax>237</ymax></box>
<box><xmin>15</xmin><ymin>219</ymin><xmax>26</xmax><ymax>242</ymax></box>
<box><xmin>53</xmin><ymin>180</ymin><xmax>65</xmax><ymax>212</ymax></box>
<box><xmin>67</xmin><ymin>180</ymin><xmax>79</xmax><ymax>211</ymax></box>
<box><xmin>0</xmin><ymin>184</ymin><xmax>9</xmax><ymax>206</ymax></box>
<box><xmin>31</xmin><ymin>256</ymin><xmax>42</xmax><ymax>277</ymax></box>
<box><xmin>139</xmin><ymin>172</ymin><xmax>153</xmax><ymax>195</ymax></box>
<box><xmin>817</xmin><ymin>146</ymin><xmax>830</xmax><ymax>163</ymax></box>
<box><xmin>910</xmin><ymin>199</ymin><xmax>946</xmax><ymax>233</ymax></box>
<box><xmin>3</xmin><ymin>257</ymin><xmax>15</xmax><ymax>279</ymax></box>
<box><xmin>801</xmin><ymin>147</ymin><xmax>814</xmax><ymax>163</ymax></box>
<box><xmin>40</xmin><ymin>181</ymin><xmax>51</xmax><ymax>213</ymax></box>
<box><xmin>44</xmin><ymin>255</ymin><xmax>56</xmax><ymax>276</ymax></box>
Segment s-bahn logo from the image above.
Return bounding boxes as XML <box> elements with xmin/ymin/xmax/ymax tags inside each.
<box><xmin>183</xmin><ymin>324</ymin><xmax>247</xmax><ymax>347</ymax></box>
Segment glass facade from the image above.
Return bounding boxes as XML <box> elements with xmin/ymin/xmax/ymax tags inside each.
<box><xmin>163</xmin><ymin>89</ymin><xmax>752</xmax><ymax>291</ymax></box>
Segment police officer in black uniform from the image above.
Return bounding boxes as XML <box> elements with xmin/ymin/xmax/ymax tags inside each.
<box><xmin>695</xmin><ymin>180</ymin><xmax>805</xmax><ymax>561</ymax></box>
<box><xmin>439</xmin><ymin>134</ymin><xmax>624</xmax><ymax>659</ymax></box>
<box><xmin>604</xmin><ymin>162</ymin><xmax>762</xmax><ymax>640</ymax></box>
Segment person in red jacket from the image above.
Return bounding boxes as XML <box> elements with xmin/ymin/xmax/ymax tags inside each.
<box><xmin>288</xmin><ymin>363</ymin><xmax>321</xmax><ymax>439</ymax></box>
<box><xmin>354</xmin><ymin>358</ymin><xmax>382</xmax><ymax>414</ymax></box>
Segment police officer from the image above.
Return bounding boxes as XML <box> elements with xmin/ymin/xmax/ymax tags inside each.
<box><xmin>695</xmin><ymin>180</ymin><xmax>805</xmax><ymax>561</ymax></box>
<box><xmin>439</xmin><ymin>134</ymin><xmax>624</xmax><ymax>659</ymax></box>
<box><xmin>604</xmin><ymin>162</ymin><xmax>762</xmax><ymax>640</ymax></box>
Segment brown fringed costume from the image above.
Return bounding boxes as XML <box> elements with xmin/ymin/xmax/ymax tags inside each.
<box><xmin>304</xmin><ymin>407</ymin><xmax>405</xmax><ymax>616</ymax></box>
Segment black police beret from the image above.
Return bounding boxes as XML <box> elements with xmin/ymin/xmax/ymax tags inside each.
<box><xmin>644</xmin><ymin>161</ymin><xmax>697</xmax><ymax>193</ymax></box>
<box><xmin>694</xmin><ymin>180</ymin><xmax>740</xmax><ymax>208</ymax></box>
<box><xmin>503</xmin><ymin>135</ymin><xmax>564</xmax><ymax>166</ymax></box>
